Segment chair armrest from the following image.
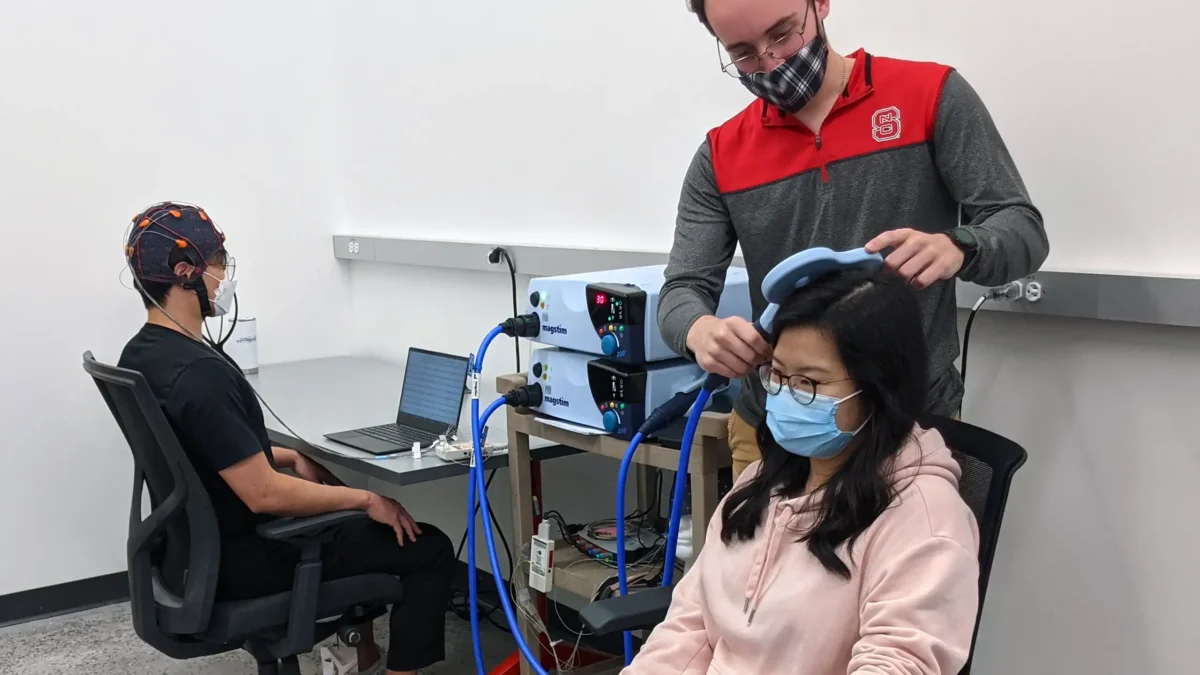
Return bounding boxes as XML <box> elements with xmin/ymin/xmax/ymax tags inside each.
<box><xmin>578</xmin><ymin>586</ymin><xmax>675</xmax><ymax>636</ymax></box>
<box><xmin>256</xmin><ymin>510</ymin><xmax>367</xmax><ymax>542</ymax></box>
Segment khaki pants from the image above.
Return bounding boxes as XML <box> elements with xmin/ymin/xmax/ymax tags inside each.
<box><xmin>726</xmin><ymin>411</ymin><xmax>762</xmax><ymax>480</ymax></box>
<box><xmin>725</xmin><ymin>409</ymin><xmax>963</xmax><ymax>480</ymax></box>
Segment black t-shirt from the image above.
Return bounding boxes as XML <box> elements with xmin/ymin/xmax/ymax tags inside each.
<box><xmin>118</xmin><ymin>323</ymin><xmax>275</xmax><ymax>540</ymax></box>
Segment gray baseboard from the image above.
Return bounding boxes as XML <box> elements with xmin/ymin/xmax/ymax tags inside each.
<box><xmin>0</xmin><ymin>572</ymin><xmax>129</xmax><ymax>628</ymax></box>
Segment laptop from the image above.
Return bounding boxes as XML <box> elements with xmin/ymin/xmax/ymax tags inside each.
<box><xmin>324</xmin><ymin>347</ymin><xmax>470</xmax><ymax>455</ymax></box>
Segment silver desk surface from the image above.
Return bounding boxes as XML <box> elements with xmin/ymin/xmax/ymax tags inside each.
<box><xmin>247</xmin><ymin>356</ymin><xmax>576</xmax><ymax>486</ymax></box>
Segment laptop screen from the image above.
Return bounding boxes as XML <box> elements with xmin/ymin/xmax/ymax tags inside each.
<box><xmin>396</xmin><ymin>348</ymin><xmax>470</xmax><ymax>432</ymax></box>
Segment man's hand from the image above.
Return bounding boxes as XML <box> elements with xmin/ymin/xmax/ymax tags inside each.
<box><xmin>865</xmin><ymin>228</ymin><xmax>965</xmax><ymax>291</ymax></box>
<box><xmin>686</xmin><ymin>315</ymin><xmax>772</xmax><ymax>380</ymax></box>
<box><xmin>364</xmin><ymin>492</ymin><xmax>422</xmax><ymax>546</ymax></box>
<box><xmin>292</xmin><ymin>453</ymin><xmax>344</xmax><ymax>486</ymax></box>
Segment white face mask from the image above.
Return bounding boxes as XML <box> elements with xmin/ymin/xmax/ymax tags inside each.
<box><xmin>205</xmin><ymin>272</ymin><xmax>238</xmax><ymax>317</ymax></box>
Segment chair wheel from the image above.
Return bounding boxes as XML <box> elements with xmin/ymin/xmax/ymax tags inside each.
<box><xmin>337</xmin><ymin>625</ymin><xmax>363</xmax><ymax>646</ymax></box>
<box><xmin>279</xmin><ymin>656</ymin><xmax>301</xmax><ymax>675</ymax></box>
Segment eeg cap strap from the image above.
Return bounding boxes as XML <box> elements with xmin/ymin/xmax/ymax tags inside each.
<box><xmin>756</xmin><ymin>247</ymin><xmax>884</xmax><ymax>336</ymax></box>
<box><xmin>124</xmin><ymin>201</ymin><xmax>227</xmax><ymax>318</ymax></box>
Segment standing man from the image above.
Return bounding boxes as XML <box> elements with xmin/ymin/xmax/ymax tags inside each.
<box><xmin>659</xmin><ymin>0</ymin><xmax>1049</xmax><ymax>478</ymax></box>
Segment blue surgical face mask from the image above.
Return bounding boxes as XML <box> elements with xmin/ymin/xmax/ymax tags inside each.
<box><xmin>765</xmin><ymin>389</ymin><xmax>870</xmax><ymax>459</ymax></box>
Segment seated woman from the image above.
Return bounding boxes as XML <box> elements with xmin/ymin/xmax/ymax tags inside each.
<box><xmin>624</xmin><ymin>269</ymin><xmax>980</xmax><ymax>675</ymax></box>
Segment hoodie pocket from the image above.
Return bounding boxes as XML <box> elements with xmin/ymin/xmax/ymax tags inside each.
<box><xmin>707</xmin><ymin>638</ymin><xmax>740</xmax><ymax>675</ymax></box>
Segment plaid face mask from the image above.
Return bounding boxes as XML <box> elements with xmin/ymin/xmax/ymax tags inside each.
<box><xmin>738</xmin><ymin>34</ymin><xmax>828</xmax><ymax>114</ymax></box>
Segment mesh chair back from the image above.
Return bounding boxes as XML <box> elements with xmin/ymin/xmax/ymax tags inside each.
<box><xmin>921</xmin><ymin>415</ymin><xmax>1027</xmax><ymax>675</ymax></box>
<box><xmin>83</xmin><ymin>352</ymin><xmax>221</xmax><ymax>646</ymax></box>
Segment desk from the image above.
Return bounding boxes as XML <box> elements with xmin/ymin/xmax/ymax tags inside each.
<box><xmin>247</xmin><ymin>356</ymin><xmax>578</xmax><ymax>486</ymax></box>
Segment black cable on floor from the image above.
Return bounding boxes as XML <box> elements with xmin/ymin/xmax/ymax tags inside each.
<box><xmin>454</xmin><ymin>470</ymin><xmax>499</xmax><ymax>562</ymax></box>
<box><xmin>448</xmin><ymin>469</ymin><xmax>515</xmax><ymax>627</ymax></box>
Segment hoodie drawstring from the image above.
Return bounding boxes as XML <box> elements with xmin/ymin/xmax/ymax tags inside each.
<box><xmin>744</xmin><ymin>505</ymin><xmax>794</xmax><ymax>626</ymax></box>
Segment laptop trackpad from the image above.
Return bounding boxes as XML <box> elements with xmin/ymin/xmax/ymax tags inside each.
<box><xmin>338</xmin><ymin>433</ymin><xmax>401</xmax><ymax>455</ymax></box>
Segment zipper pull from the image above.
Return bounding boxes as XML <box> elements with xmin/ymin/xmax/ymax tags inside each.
<box><xmin>815</xmin><ymin>134</ymin><xmax>822</xmax><ymax>149</ymax></box>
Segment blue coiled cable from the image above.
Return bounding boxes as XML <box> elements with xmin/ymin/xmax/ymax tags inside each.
<box><xmin>468</xmin><ymin>319</ymin><xmax>731</xmax><ymax>669</ymax></box>
<box><xmin>614</xmin><ymin>431</ymin><xmax>645</xmax><ymax>664</ymax></box>
<box><xmin>613</xmin><ymin>374</ymin><xmax>723</xmax><ymax>664</ymax></box>
<box><xmin>467</xmin><ymin>325</ymin><xmax>551</xmax><ymax>675</ymax></box>
<box><xmin>662</xmin><ymin>386</ymin><xmax>712</xmax><ymax>586</ymax></box>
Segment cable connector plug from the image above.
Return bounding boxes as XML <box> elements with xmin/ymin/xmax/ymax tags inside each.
<box><xmin>986</xmin><ymin>281</ymin><xmax>1024</xmax><ymax>301</ymax></box>
<box><xmin>505</xmin><ymin>382</ymin><xmax>543</xmax><ymax>408</ymax></box>
<box><xmin>501</xmin><ymin>313</ymin><xmax>540</xmax><ymax>338</ymax></box>
<box><xmin>703</xmin><ymin>372</ymin><xmax>730</xmax><ymax>392</ymax></box>
<box><xmin>639</xmin><ymin>388</ymin><xmax>703</xmax><ymax>436</ymax></box>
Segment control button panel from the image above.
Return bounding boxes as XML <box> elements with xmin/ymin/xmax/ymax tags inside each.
<box><xmin>585</xmin><ymin>283</ymin><xmax>646</xmax><ymax>363</ymax></box>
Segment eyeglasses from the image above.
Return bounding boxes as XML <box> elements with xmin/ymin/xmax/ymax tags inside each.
<box><xmin>758</xmin><ymin>364</ymin><xmax>852</xmax><ymax>405</ymax></box>
<box><xmin>214</xmin><ymin>255</ymin><xmax>236</xmax><ymax>281</ymax></box>
<box><xmin>719</xmin><ymin>31</ymin><xmax>808</xmax><ymax>77</ymax></box>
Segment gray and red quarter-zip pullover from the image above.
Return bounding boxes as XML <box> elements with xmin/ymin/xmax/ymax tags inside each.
<box><xmin>659</xmin><ymin>49</ymin><xmax>1049</xmax><ymax>424</ymax></box>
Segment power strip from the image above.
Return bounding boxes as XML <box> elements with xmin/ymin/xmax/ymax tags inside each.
<box><xmin>434</xmin><ymin>440</ymin><xmax>509</xmax><ymax>463</ymax></box>
<box><xmin>529</xmin><ymin>522</ymin><xmax>554</xmax><ymax>594</ymax></box>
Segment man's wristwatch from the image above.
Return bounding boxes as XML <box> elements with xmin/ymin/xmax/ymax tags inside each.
<box><xmin>945</xmin><ymin>227</ymin><xmax>980</xmax><ymax>267</ymax></box>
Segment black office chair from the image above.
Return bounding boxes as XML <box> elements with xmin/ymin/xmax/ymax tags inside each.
<box><xmin>83</xmin><ymin>352</ymin><xmax>404</xmax><ymax>675</ymax></box>
<box><xmin>578</xmin><ymin>415</ymin><xmax>1027</xmax><ymax>675</ymax></box>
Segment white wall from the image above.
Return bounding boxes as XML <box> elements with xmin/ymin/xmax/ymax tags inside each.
<box><xmin>328</xmin><ymin>1</ymin><xmax>750</xmax><ymax>252</ymax></box>
<box><xmin>327</xmin><ymin>0</ymin><xmax>1200</xmax><ymax>276</ymax></box>
<box><xmin>0</xmin><ymin>0</ymin><xmax>350</xmax><ymax>596</ymax></box>
<box><xmin>959</xmin><ymin>313</ymin><xmax>1199</xmax><ymax>674</ymax></box>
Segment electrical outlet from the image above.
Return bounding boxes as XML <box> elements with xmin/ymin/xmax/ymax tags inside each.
<box><xmin>1025</xmin><ymin>281</ymin><xmax>1043</xmax><ymax>302</ymax></box>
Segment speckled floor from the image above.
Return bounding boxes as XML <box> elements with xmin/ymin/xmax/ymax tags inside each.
<box><xmin>0</xmin><ymin>603</ymin><xmax>516</xmax><ymax>674</ymax></box>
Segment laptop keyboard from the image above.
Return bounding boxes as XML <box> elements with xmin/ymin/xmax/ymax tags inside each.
<box><xmin>357</xmin><ymin>424</ymin><xmax>436</xmax><ymax>447</ymax></box>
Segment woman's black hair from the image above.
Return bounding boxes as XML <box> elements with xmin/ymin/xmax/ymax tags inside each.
<box><xmin>719</xmin><ymin>268</ymin><xmax>929</xmax><ymax>579</ymax></box>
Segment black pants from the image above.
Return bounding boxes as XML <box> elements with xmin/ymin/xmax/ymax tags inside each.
<box><xmin>217</xmin><ymin>520</ymin><xmax>455</xmax><ymax>672</ymax></box>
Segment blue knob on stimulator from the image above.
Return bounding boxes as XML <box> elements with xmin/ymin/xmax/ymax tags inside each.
<box><xmin>602</xmin><ymin>409</ymin><xmax>620</xmax><ymax>432</ymax></box>
<box><xmin>600</xmin><ymin>333</ymin><xmax>619</xmax><ymax>356</ymax></box>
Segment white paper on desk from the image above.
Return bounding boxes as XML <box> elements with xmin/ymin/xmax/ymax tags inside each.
<box><xmin>535</xmin><ymin>417</ymin><xmax>609</xmax><ymax>436</ymax></box>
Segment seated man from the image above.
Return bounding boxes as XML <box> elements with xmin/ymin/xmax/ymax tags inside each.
<box><xmin>624</xmin><ymin>270</ymin><xmax>980</xmax><ymax>674</ymax></box>
<box><xmin>118</xmin><ymin>202</ymin><xmax>453</xmax><ymax>675</ymax></box>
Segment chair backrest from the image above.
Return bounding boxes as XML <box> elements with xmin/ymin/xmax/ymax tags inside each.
<box><xmin>83</xmin><ymin>351</ymin><xmax>222</xmax><ymax>651</ymax></box>
<box><xmin>920</xmin><ymin>414</ymin><xmax>1027</xmax><ymax>675</ymax></box>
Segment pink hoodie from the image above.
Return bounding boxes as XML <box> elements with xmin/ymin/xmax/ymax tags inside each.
<box><xmin>623</xmin><ymin>425</ymin><xmax>981</xmax><ymax>675</ymax></box>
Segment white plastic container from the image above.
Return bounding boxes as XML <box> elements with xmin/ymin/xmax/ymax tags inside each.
<box><xmin>226</xmin><ymin>316</ymin><xmax>258</xmax><ymax>374</ymax></box>
<box><xmin>676</xmin><ymin>514</ymin><xmax>694</xmax><ymax>567</ymax></box>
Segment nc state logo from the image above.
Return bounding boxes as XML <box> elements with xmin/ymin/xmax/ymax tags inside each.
<box><xmin>871</xmin><ymin>106</ymin><xmax>902</xmax><ymax>142</ymax></box>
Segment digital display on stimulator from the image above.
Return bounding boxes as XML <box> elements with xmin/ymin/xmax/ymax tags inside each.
<box><xmin>585</xmin><ymin>282</ymin><xmax>648</xmax><ymax>363</ymax></box>
<box><xmin>588</xmin><ymin>360</ymin><xmax>648</xmax><ymax>439</ymax></box>
<box><xmin>608</xmin><ymin>374</ymin><xmax>626</xmax><ymax>401</ymax></box>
